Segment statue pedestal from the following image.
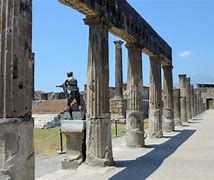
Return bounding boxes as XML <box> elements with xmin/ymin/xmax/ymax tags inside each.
<box><xmin>61</xmin><ymin>120</ymin><xmax>86</xmax><ymax>169</ymax></box>
<box><xmin>110</xmin><ymin>97</ymin><xmax>126</xmax><ymax>123</ymax></box>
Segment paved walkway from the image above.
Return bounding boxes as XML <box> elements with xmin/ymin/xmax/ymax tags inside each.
<box><xmin>37</xmin><ymin>110</ymin><xmax>214</xmax><ymax>180</ymax></box>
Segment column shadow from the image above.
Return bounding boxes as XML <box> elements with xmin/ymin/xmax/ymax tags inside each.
<box><xmin>110</xmin><ymin>129</ymin><xmax>196</xmax><ymax>180</ymax></box>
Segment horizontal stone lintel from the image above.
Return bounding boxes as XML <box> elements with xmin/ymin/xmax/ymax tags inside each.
<box><xmin>59</xmin><ymin>0</ymin><xmax>172</xmax><ymax>64</ymax></box>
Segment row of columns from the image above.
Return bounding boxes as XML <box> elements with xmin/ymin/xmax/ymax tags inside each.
<box><xmin>0</xmin><ymin>7</ymin><xmax>207</xmax><ymax>179</ymax></box>
<box><xmin>175</xmin><ymin>74</ymin><xmax>205</xmax><ymax>125</ymax></box>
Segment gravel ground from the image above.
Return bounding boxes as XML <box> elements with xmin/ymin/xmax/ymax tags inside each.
<box><xmin>35</xmin><ymin>153</ymin><xmax>66</xmax><ymax>178</ymax></box>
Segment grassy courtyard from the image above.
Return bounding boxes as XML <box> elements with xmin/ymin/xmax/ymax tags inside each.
<box><xmin>34</xmin><ymin>119</ymin><xmax>148</xmax><ymax>156</ymax></box>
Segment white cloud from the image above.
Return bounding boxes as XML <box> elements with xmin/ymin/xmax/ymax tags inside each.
<box><xmin>179</xmin><ymin>50</ymin><xmax>192</xmax><ymax>58</ymax></box>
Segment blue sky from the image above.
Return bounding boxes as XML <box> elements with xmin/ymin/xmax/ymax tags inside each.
<box><xmin>33</xmin><ymin>0</ymin><xmax>214</xmax><ymax>92</ymax></box>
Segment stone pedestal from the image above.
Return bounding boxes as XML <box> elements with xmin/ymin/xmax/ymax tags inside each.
<box><xmin>179</xmin><ymin>74</ymin><xmax>187</xmax><ymax>123</ymax></box>
<box><xmin>84</xmin><ymin>16</ymin><xmax>113</xmax><ymax>166</ymax></box>
<box><xmin>110</xmin><ymin>98</ymin><xmax>125</xmax><ymax>121</ymax></box>
<box><xmin>0</xmin><ymin>119</ymin><xmax>34</xmax><ymax>180</ymax></box>
<box><xmin>162</xmin><ymin>65</ymin><xmax>174</xmax><ymax>132</ymax></box>
<box><xmin>61</xmin><ymin>120</ymin><xmax>86</xmax><ymax>169</ymax></box>
<box><xmin>126</xmin><ymin>43</ymin><xmax>144</xmax><ymax>147</ymax></box>
<box><xmin>174</xmin><ymin>89</ymin><xmax>182</xmax><ymax>126</ymax></box>
<box><xmin>149</xmin><ymin>58</ymin><xmax>163</xmax><ymax>138</ymax></box>
<box><xmin>126</xmin><ymin>111</ymin><xmax>145</xmax><ymax>147</ymax></box>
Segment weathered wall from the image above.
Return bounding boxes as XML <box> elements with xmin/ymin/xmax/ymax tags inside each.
<box><xmin>0</xmin><ymin>119</ymin><xmax>34</xmax><ymax>180</ymax></box>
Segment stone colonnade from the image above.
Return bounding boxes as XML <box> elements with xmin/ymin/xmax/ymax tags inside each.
<box><xmin>178</xmin><ymin>74</ymin><xmax>205</xmax><ymax>124</ymax></box>
<box><xmin>0</xmin><ymin>3</ymin><xmax>207</xmax><ymax>179</ymax></box>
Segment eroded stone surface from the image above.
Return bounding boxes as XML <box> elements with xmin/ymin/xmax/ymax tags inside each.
<box><xmin>149</xmin><ymin>58</ymin><xmax>163</xmax><ymax>138</ymax></box>
<box><xmin>173</xmin><ymin>89</ymin><xmax>182</xmax><ymax>126</ymax></box>
<box><xmin>61</xmin><ymin>120</ymin><xmax>86</xmax><ymax>169</ymax></box>
<box><xmin>179</xmin><ymin>74</ymin><xmax>187</xmax><ymax>123</ymax></box>
<box><xmin>162</xmin><ymin>65</ymin><xmax>174</xmax><ymax>132</ymax></box>
<box><xmin>126</xmin><ymin>111</ymin><xmax>144</xmax><ymax>147</ymax></box>
<box><xmin>0</xmin><ymin>119</ymin><xmax>34</xmax><ymax>180</ymax></box>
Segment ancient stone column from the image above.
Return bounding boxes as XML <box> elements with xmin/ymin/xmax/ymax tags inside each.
<box><xmin>194</xmin><ymin>93</ymin><xmax>198</xmax><ymax>116</ymax></box>
<box><xmin>110</xmin><ymin>41</ymin><xmax>125</xmax><ymax>121</ymax></box>
<box><xmin>179</xmin><ymin>74</ymin><xmax>187</xmax><ymax>122</ymax></box>
<box><xmin>186</xmin><ymin>77</ymin><xmax>192</xmax><ymax>120</ymax></box>
<box><xmin>114</xmin><ymin>40</ymin><xmax>123</xmax><ymax>98</ymax></box>
<box><xmin>173</xmin><ymin>89</ymin><xmax>182</xmax><ymax>126</ymax></box>
<box><xmin>162</xmin><ymin>65</ymin><xmax>174</xmax><ymax>132</ymax></box>
<box><xmin>191</xmin><ymin>85</ymin><xmax>196</xmax><ymax>117</ymax></box>
<box><xmin>0</xmin><ymin>1</ymin><xmax>34</xmax><ymax>179</ymax></box>
<box><xmin>149</xmin><ymin>57</ymin><xmax>163</xmax><ymax>138</ymax></box>
<box><xmin>84</xmin><ymin>16</ymin><xmax>113</xmax><ymax>166</ymax></box>
<box><xmin>126</xmin><ymin>43</ymin><xmax>144</xmax><ymax>147</ymax></box>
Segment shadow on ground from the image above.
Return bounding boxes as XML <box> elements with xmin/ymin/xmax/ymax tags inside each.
<box><xmin>110</xmin><ymin>129</ymin><xmax>196</xmax><ymax>180</ymax></box>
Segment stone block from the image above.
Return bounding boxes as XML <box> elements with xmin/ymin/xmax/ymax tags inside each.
<box><xmin>0</xmin><ymin>118</ymin><xmax>34</xmax><ymax>180</ymax></box>
<box><xmin>61</xmin><ymin>120</ymin><xmax>86</xmax><ymax>169</ymax></box>
<box><xmin>126</xmin><ymin>110</ymin><xmax>145</xmax><ymax>147</ymax></box>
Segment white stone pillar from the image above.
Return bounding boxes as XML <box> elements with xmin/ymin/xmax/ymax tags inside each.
<box><xmin>186</xmin><ymin>77</ymin><xmax>192</xmax><ymax>120</ymax></box>
<box><xmin>110</xmin><ymin>41</ymin><xmax>125</xmax><ymax>121</ymax></box>
<box><xmin>149</xmin><ymin>57</ymin><xmax>163</xmax><ymax>138</ymax></box>
<box><xmin>162</xmin><ymin>65</ymin><xmax>174</xmax><ymax>132</ymax></box>
<box><xmin>84</xmin><ymin>16</ymin><xmax>113</xmax><ymax>166</ymax></box>
<box><xmin>179</xmin><ymin>74</ymin><xmax>187</xmax><ymax>122</ymax></box>
<box><xmin>126</xmin><ymin>43</ymin><xmax>144</xmax><ymax>147</ymax></box>
<box><xmin>174</xmin><ymin>89</ymin><xmax>182</xmax><ymax>126</ymax></box>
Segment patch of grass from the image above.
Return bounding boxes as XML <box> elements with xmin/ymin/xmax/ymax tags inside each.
<box><xmin>111</xmin><ymin>123</ymin><xmax>126</xmax><ymax>138</ymax></box>
<box><xmin>34</xmin><ymin>118</ymin><xmax>149</xmax><ymax>156</ymax></box>
<box><xmin>34</xmin><ymin>127</ymin><xmax>66</xmax><ymax>156</ymax></box>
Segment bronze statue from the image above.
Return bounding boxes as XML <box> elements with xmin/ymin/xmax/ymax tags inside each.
<box><xmin>56</xmin><ymin>72</ymin><xmax>80</xmax><ymax>119</ymax></box>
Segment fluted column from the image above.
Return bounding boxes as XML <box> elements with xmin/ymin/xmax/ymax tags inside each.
<box><xmin>162</xmin><ymin>65</ymin><xmax>174</xmax><ymax>132</ymax></box>
<box><xmin>126</xmin><ymin>43</ymin><xmax>144</xmax><ymax>147</ymax></box>
<box><xmin>0</xmin><ymin>1</ymin><xmax>34</xmax><ymax>179</ymax></box>
<box><xmin>174</xmin><ymin>89</ymin><xmax>182</xmax><ymax>126</ymax></box>
<box><xmin>149</xmin><ymin>57</ymin><xmax>163</xmax><ymax>138</ymax></box>
<box><xmin>110</xmin><ymin>40</ymin><xmax>125</xmax><ymax>120</ymax></box>
<box><xmin>179</xmin><ymin>74</ymin><xmax>187</xmax><ymax>122</ymax></box>
<box><xmin>126</xmin><ymin>43</ymin><xmax>143</xmax><ymax>111</ymax></box>
<box><xmin>84</xmin><ymin>16</ymin><xmax>113</xmax><ymax>166</ymax></box>
<box><xmin>186</xmin><ymin>77</ymin><xmax>192</xmax><ymax>120</ymax></box>
<box><xmin>114</xmin><ymin>40</ymin><xmax>123</xmax><ymax>98</ymax></box>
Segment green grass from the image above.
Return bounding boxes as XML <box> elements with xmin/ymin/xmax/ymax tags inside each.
<box><xmin>34</xmin><ymin>119</ymin><xmax>149</xmax><ymax>156</ymax></box>
<box><xmin>111</xmin><ymin>123</ymin><xmax>126</xmax><ymax>137</ymax></box>
<box><xmin>34</xmin><ymin>127</ymin><xmax>66</xmax><ymax>155</ymax></box>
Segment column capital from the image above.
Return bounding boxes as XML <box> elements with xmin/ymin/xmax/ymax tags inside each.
<box><xmin>114</xmin><ymin>40</ymin><xmax>123</xmax><ymax>47</ymax></box>
<box><xmin>125</xmin><ymin>42</ymin><xmax>142</xmax><ymax>49</ymax></box>
<box><xmin>162</xmin><ymin>64</ymin><xmax>173</xmax><ymax>70</ymax></box>
<box><xmin>178</xmin><ymin>74</ymin><xmax>187</xmax><ymax>79</ymax></box>
<box><xmin>83</xmin><ymin>15</ymin><xmax>111</xmax><ymax>28</ymax></box>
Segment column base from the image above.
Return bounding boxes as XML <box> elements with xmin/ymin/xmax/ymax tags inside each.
<box><xmin>162</xmin><ymin>108</ymin><xmax>174</xmax><ymax>132</ymax></box>
<box><xmin>86</xmin><ymin>116</ymin><xmax>114</xmax><ymax>167</ymax></box>
<box><xmin>149</xmin><ymin>109</ymin><xmax>163</xmax><ymax>138</ymax></box>
<box><xmin>126</xmin><ymin>110</ymin><xmax>145</xmax><ymax>147</ymax></box>
<box><xmin>174</xmin><ymin>118</ymin><xmax>182</xmax><ymax>126</ymax></box>
<box><xmin>0</xmin><ymin>118</ymin><xmax>34</xmax><ymax>180</ymax></box>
